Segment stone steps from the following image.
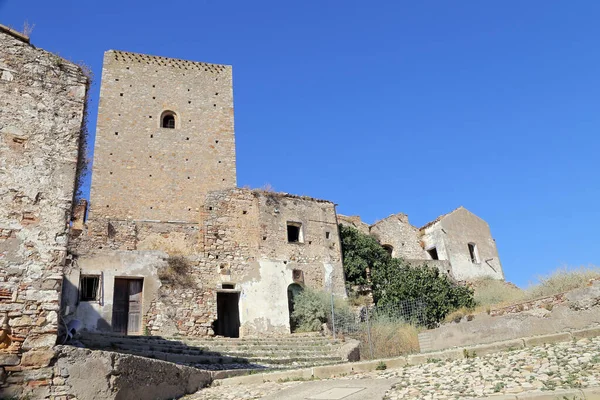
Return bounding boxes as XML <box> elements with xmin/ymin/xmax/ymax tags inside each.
<box><xmin>78</xmin><ymin>333</ymin><xmax>350</xmax><ymax>371</ymax></box>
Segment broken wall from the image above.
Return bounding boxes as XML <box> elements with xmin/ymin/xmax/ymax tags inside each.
<box><xmin>0</xmin><ymin>26</ymin><xmax>87</xmax><ymax>398</ymax></box>
<box><xmin>369</xmin><ymin>213</ymin><xmax>427</xmax><ymax>260</ymax></box>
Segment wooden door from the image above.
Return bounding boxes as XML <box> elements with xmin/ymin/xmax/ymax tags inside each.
<box><xmin>112</xmin><ymin>279</ymin><xmax>129</xmax><ymax>334</ymax></box>
<box><xmin>112</xmin><ymin>278</ymin><xmax>143</xmax><ymax>335</ymax></box>
<box><xmin>127</xmin><ymin>279</ymin><xmax>143</xmax><ymax>335</ymax></box>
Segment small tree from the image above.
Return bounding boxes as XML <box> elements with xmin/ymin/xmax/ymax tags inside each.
<box><xmin>339</xmin><ymin>224</ymin><xmax>390</xmax><ymax>287</ymax></box>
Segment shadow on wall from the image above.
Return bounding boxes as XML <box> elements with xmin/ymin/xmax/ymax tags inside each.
<box><xmin>59</xmin><ymin>276</ymin><xmax>110</xmax><ymax>342</ymax></box>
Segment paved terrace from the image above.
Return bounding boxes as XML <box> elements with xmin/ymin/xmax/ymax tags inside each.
<box><xmin>186</xmin><ymin>335</ymin><xmax>600</xmax><ymax>399</ymax></box>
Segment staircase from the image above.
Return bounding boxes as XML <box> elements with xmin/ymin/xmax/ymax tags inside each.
<box><xmin>77</xmin><ymin>333</ymin><xmax>352</xmax><ymax>371</ymax></box>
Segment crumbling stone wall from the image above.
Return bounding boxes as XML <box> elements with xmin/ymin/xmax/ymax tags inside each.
<box><xmin>0</xmin><ymin>26</ymin><xmax>87</xmax><ymax>398</ymax></box>
<box><xmin>88</xmin><ymin>50</ymin><xmax>236</xmax><ymax>223</ymax></box>
<box><xmin>421</xmin><ymin>207</ymin><xmax>504</xmax><ymax>281</ymax></box>
<box><xmin>369</xmin><ymin>213</ymin><xmax>427</xmax><ymax>260</ymax></box>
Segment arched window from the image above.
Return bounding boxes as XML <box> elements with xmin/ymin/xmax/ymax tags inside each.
<box><xmin>161</xmin><ymin>111</ymin><xmax>176</xmax><ymax>129</ymax></box>
<box><xmin>382</xmin><ymin>244</ymin><xmax>394</xmax><ymax>257</ymax></box>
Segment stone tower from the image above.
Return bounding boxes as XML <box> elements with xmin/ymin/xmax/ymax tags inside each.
<box><xmin>89</xmin><ymin>50</ymin><xmax>236</xmax><ymax>223</ymax></box>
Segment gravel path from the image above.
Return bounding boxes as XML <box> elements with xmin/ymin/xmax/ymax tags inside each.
<box><xmin>186</xmin><ymin>336</ymin><xmax>600</xmax><ymax>399</ymax></box>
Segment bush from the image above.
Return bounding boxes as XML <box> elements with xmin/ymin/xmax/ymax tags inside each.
<box><xmin>372</xmin><ymin>259</ymin><xmax>476</xmax><ymax>328</ymax></box>
<box><xmin>290</xmin><ymin>288</ymin><xmax>353</xmax><ymax>333</ymax></box>
<box><xmin>471</xmin><ymin>278</ymin><xmax>525</xmax><ymax>308</ymax></box>
<box><xmin>339</xmin><ymin>225</ymin><xmax>476</xmax><ymax>328</ymax></box>
<box><xmin>357</xmin><ymin>316</ymin><xmax>420</xmax><ymax>360</ymax></box>
<box><xmin>158</xmin><ymin>256</ymin><xmax>194</xmax><ymax>287</ymax></box>
<box><xmin>339</xmin><ymin>224</ymin><xmax>391</xmax><ymax>287</ymax></box>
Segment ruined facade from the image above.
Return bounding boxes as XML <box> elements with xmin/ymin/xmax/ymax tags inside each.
<box><xmin>0</xmin><ymin>25</ymin><xmax>88</xmax><ymax>398</ymax></box>
<box><xmin>62</xmin><ymin>50</ymin><xmax>346</xmax><ymax>339</ymax></box>
<box><xmin>339</xmin><ymin>207</ymin><xmax>504</xmax><ymax>281</ymax></box>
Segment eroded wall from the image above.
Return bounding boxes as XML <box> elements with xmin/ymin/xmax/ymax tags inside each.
<box><xmin>369</xmin><ymin>213</ymin><xmax>427</xmax><ymax>260</ymax></box>
<box><xmin>0</xmin><ymin>26</ymin><xmax>87</xmax><ymax>398</ymax></box>
<box><xmin>422</xmin><ymin>208</ymin><xmax>503</xmax><ymax>281</ymax></box>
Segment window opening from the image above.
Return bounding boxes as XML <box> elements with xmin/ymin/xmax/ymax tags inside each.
<box><xmin>382</xmin><ymin>244</ymin><xmax>394</xmax><ymax>256</ymax></box>
<box><xmin>287</xmin><ymin>222</ymin><xmax>303</xmax><ymax>243</ymax></box>
<box><xmin>468</xmin><ymin>243</ymin><xmax>480</xmax><ymax>263</ymax></box>
<box><xmin>427</xmin><ymin>247</ymin><xmax>439</xmax><ymax>260</ymax></box>
<box><xmin>80</xmin><ymin>276</ymin><xmax>100</xmax><ymax>301</ymax></box>
<box><xmin>161</xmin><ymin>111</ymin><xmax>176</xmax><ymax>129</ymax></box>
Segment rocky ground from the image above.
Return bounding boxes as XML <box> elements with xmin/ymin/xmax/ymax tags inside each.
<box><xmin>187</xmin><ymin>336</ymin><xmax>600</xmax><ymax>399</ymax></box>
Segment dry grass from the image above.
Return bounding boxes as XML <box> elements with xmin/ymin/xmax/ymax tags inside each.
<box><xmin>158</xmin><ymin>256</ymin><xmax>195</xmax><ymax>287</ymax></box>
<box><xmin>356</xmin><ymin>320</ymin><xmax>420</xmax><ymax>360</ymax></box>
<box><xmin>524</xmin><ymin>265</ymin><xmax>600</xmax><ymax>299</ymax></box>
<box><xmin>462</xmin><ymin>266</ymin><xmax>600</xmax><ymax>316</ymax></box>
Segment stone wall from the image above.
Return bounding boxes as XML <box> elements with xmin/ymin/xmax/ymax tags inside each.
<box><xmin>88</xmin><ymin>50</ymin><xmax>236</xmax><ymax>223</ymax></box>
<box><xmin>66</xmin><ymin>189</ymin><xmax>347</xmax><ymax>337</ymax></box>
<box><xmin>369</xmin><ymin>213</ymin><xmax>427</xmax><ymax>259</ymax></box>
<box><xmin>0</xmin><ymin>26</ymin><xmax>88</xmax><ymax>398</ymax></box>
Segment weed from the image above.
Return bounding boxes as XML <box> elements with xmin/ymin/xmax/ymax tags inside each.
<box><xmin>493</xmin><ymin>382</ymin><xmax>505</xmax><ymax>393</ymax></box>
<box><xmin>462</xmin><ymin>349</ymin><xmax>477</xmax><ymax>359</ymax></box>
<box><xmin>375</xmin><ymin>361</ymin><xmax>387</xmax><ymax>370</ymax></box>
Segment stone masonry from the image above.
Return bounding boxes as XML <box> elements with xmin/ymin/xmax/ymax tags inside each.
<box><xmin>0</xmin><ymin>25</ymin><xmax>88</xmax><ymax>398</ymax></box>
<box><xmin>89</xmin><ymin>50</ymin><xmax>236</xmax><ymax>223</ymax></box>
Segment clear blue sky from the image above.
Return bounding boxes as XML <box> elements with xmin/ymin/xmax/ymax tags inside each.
<box><xmin>2</xmin><ymin>1</ymin><xmax>599</xmax><ymax>287</ymax></box>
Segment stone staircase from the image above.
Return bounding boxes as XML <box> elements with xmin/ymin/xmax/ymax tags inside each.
<box><xmin>77</xmin><ymin>333</ymin><xmax>353</xmax><ymax>371</ymax></box>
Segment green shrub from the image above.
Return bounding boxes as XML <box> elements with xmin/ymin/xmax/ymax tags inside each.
<box><xmin>339</xmin><ymin>225</ymin><xmax>476</xmax><ymax>328</ymax></box>
<box><xmin>290</xmin><ymin>288</ymin><xmax>353</xmax><ymax>333</ymax></box>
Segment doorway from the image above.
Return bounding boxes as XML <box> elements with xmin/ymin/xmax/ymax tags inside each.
<box><xmin>287</xmin><ymin>283</ymin><xmax>304</xmax><ymax>333</ymax></box>
<box><xmin>112</xmin><ymin>278</ymin><xmax>143</xmax><ymax>335</ymax></box>
<box><xmin>215</xmin><ymin>292</ymin><xmax>240</xmax><ymax>338</ymax></box>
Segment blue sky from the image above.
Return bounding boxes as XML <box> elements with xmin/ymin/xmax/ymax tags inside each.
<box><xmin>2</xmin><ymin>1</ymin><xmax>599</xmax><ymax>287</ymax></box>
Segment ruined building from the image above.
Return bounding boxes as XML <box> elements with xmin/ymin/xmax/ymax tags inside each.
<box><xmin>339</xmin><ymin>207</ymin><xmax>504</xmax><ymax>281</ymax></box>
<box><xmin>63</xmin><ymin>50</ymin><xmax>346</xmax><ymax>338</ymax></box>
<box><xmin>0</xmin><ymin>25</ymin><xmax>88</xmax><ymax>397</ymax></box>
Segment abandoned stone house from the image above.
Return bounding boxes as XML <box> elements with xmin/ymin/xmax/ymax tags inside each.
<box><xmin>338</xmin><ymin>207</ymin><xmax>504</xmax><ymax>281</ymax></box>
<box><xmin>62</xmin><ymin>50</ymin><xmax>347</xmax><ymax>339</ymax></box>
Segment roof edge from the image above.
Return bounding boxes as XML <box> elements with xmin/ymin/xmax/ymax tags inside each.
<box><xmin>0</xmin><ymin>24</ymin><xmax>30</xmax><ymax>44</ymax></box>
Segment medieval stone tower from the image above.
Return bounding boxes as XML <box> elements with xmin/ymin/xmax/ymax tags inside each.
<box><xmin>89</xmin><ymin>50</ymin><xmax>236</xmax><ymax>222</ymax></box>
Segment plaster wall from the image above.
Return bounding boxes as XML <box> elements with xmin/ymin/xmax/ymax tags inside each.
<box><xmin>62</xmin><ymin>251</ymin><xmax>165</xmax><ymax>333</ymax></box>
<box><xmin>430</xmin><ymin>208</ymin><xmax>503</xmax><ymax>281</ymax></box>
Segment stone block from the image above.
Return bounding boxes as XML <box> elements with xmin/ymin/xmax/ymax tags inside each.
<box><xmin>581</xmin><ymin>387</ymin><xmax>600</xmax><ymax>400</ymax></box>
<box><xmin>516</xmin><ymin>389</ymin><xmax>585</xmax><ymax>399</ymax></box>
<box><xmin>572</xmin><ymin>326</ymin><xmax>600</xmax><ymax>340</ymax></box>
<box><xmin>312</xmin><ymin>363</ymin><xmax>354</xmax><ymax>378</ymax></box>
<box><xmin>0</xmin><ymin>353</ymin><xmax>20</xmax><ymax>366</ymax></box>
<box><xmin>462</xmin><ymin>339</ymin><xmax>525</xmax><ymax>357</ymax></box>
<box><xmin>20</xmin><ymin>349</ymin><xmax>56</xmax><ymax>367</ymax></box>
<box><xmin>523</xmin><ymin>333</ymin><xmax>572</xmax><ymax>347</ymax></box>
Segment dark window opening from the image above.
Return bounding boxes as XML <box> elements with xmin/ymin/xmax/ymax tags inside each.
<box><xmin>162</xmin><ymin>114</ymin><xmax>175</xmax><ymax>129</ymax></box>
<box><xmin>382</xmin><ymin>244</ymin><xmax>394</xmax><ymax>256</ymax></box>
<box><xmin>468</xmin><ymin>243</ymin><xmax>479</xmax><ymax>263</ymax></box>
<box><xmin>427</xmin><ymin>247</ymin><xmax>439</xmax><ymax>260</ymax></box>
<box><xmin>325</xmin><ymin>231</ymin><xmax>330</xmax><ymax>239</ymax></box>
<box><xmin>287</xmin><ymin>222</ymin><xmax>303</xmax><ymax>243</ymax></box>
<box><xmin>221</xmin><ymin>283</ymin><xmax>235</xmax><ymax>289</ymax></box>
<box><xmin>80</xmin><ymin>276</ymin><xmax>100</xmax><ymax>301</ymax></box>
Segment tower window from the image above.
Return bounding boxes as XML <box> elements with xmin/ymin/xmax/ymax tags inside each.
<box><xmin>161</xmin><ymin>111</ymin><xmax>177</xmax><ymax>129</ymax></box>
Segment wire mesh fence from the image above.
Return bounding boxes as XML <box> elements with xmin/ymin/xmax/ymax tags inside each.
<box><xmin>329</xmin><ymin>297</ymin><xmax>426</xmax><ymax>359</ymax></box>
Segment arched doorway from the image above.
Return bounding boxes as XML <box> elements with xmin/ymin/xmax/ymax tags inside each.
<box><xmin>287</xmin><ymin>283</ymin><xmax>304</xmax><ymax>333</ymax></box>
